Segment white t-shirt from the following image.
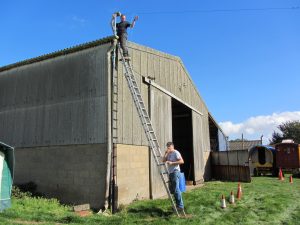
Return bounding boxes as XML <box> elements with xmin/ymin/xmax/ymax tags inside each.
<box><xmin>166</xmin><ymin>150</ymin><xmax>182</xmax><ymax>173</ymax></box>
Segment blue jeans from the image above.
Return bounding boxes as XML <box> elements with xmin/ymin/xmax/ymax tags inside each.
<box><xmin>169</xmin><ymin>171</ymin><xmax>184</xmax><ymax>209</ymax></box>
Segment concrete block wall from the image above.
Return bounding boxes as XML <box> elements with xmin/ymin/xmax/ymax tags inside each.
<box><xmin>14</xmin><ymin>144</ymin><xmax>108</xmax><ymax>209</ymax></box>
<box><xmin>116</xmin><ymin>144</ymin><xmax>150</xmax><ymax>205</ymax></box>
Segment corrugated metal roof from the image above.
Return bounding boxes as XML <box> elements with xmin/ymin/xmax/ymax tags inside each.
<box><xmin>229</xmin><ymin>140</ymin><xmax>262</xmax><ymax>151</ymax></box>
<box><xmin>0</xmin><ymin>36</ymin><xmax>115</xmax><ymax>72</ymax></box>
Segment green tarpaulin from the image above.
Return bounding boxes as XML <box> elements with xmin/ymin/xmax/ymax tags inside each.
<box><xmin>0</xmin><ymin>142</ymin><xmax>14</xmax><ymax>212</ymax></box>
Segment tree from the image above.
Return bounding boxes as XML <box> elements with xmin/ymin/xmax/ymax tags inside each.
<box><xmin>270</xmin><ymin>120</ymin><xmax>300</xmax><ymax>144</ymax></box>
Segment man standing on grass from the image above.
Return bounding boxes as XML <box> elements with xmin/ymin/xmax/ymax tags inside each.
<box><xmin>111</xmin><ymin>13</ymin><xmax>138</xmax><ymax>59</ymax></box>
<box><xmin>163</xmin><ymin>142</ymin><xmax>185</xmax><ymax>213</ymax></box>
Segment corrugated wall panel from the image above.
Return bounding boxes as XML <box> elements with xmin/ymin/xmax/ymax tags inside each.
<box><xmin>0</xmin><ymin>44</ymin><xmax>111</xmax><ymax>147</ymax></box>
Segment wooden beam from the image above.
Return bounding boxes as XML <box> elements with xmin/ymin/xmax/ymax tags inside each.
<box><xmin>143</xmin><ymin>77</ymin><xmax>203</xmax><ymax>116</ymax></box>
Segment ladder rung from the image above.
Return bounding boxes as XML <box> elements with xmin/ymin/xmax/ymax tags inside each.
<box><xmin>161</xmin><ymin>172</ymin><xmax>168</xmax><ymax>175</ymax></box>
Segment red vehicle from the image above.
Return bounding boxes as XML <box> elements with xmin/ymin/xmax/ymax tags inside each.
<box><xmin>275</xmin><ymin>141</ymin><xmax>300</xmax><ymax>174</ymax></box>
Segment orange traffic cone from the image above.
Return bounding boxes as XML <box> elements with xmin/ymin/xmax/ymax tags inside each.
<box><xmin>278</xmin><ymin>168</ymin><xmax>284</xmax><ymax>181</ymax></box>
<box><xmin>229</xmin><ymin>191</ymin><xmax>235</xmax><ymax>204</ymax></box>
<box><xmin>237</xmin><ymin>183</ymin><xmax>242</xmax><ymax>200</ymax></box>
<box><xmin>289</xmin><ymin>175</ymin><xmax>293</xmax><ymax>184</ymax></box>
<box><xmin>221</xmin><ymin>195</ymin><xmax>227</xmax><ymax>209</ymax></box>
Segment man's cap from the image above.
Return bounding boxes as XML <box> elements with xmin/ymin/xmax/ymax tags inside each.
<box><xmin>166</xmin><ymin>142</ymin><xmax>174</xmax><ymax>147</ymax></box>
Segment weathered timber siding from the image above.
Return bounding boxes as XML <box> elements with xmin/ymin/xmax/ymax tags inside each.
<box><xmin>14</xmin><ymin>144</ymin><xmax>108</xmax><ymax>208</ymax></box>
<box><xmin>117</xmin><ymin>42</ymin><xmax>210</xmax><ymax>146</ymax></box>
<box><xmin>192</xmin><ymin>112</ymin><xmax>205</xmax><ymax>182</ymax></box>
<box><xmin>150</xmin><ymin>87</ymin><xmax>172</xmax><ymax>198</ymax></box>
<box><xmin>211</xmin><ymin>150</ymin><xmax>251</xmax><ymax>182</ymax></box>
<box><xmin>0</xmin><ymin>43</ymin><xmax>111</xmax><ymax>147</ymax></box>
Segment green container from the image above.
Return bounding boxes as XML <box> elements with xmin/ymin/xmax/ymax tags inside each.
<box><xmin>0</xmin><ymin>142</ymin><xmax>14</xmax><ymax>212</ymax></box>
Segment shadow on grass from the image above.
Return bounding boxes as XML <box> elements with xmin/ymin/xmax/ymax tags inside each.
<box><xmin>128</xmin><ymin>206</ymin><xmax>173</xmax><ymax>218</ymax></box>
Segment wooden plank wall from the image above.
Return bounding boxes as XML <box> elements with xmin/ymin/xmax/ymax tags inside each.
<box><xmin>150</xmin><ymin>87</ymin><xmax>172</xmax><ymax>198</ymax></box>
<box><xmin>117</xmin><ymin>42</ymin><xmax>210</xmax><ymax>146</ymax></box>
<box><xmin>192</xmin><ymin>111</ymin><xmax>211</xmax><ymax>182</ymax></box>
<box><xmin>192</xmin><ymin>112</ymin><xmax>205</xmax><ymax>182</ymax></box>
<box><xmin>117</xmin><ymin>46</ymin><xmax>149</xmax><ymax>146</ymax></box>
<box><xmin>211</xmin><ymin>150</ymin><xmax>251</xmax><ymax>182</ymax></box>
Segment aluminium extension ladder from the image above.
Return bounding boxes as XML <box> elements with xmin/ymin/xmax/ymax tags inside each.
<box><xmin>117</xmin><ymin>44</ymin><xmax>185</xmax><ymax>217</ymax></box>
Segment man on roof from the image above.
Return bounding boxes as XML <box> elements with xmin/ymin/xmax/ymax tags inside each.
<box><xmin>111</xmin><ymin>12</ymin><xmax>138</xmax><ymax>60</ymax></box>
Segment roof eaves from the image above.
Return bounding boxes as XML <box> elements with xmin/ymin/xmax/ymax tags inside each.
<box><xmin>208</xmin><ymin>112</ymin><xmax>227</xmax><ymax>137</ymax></box>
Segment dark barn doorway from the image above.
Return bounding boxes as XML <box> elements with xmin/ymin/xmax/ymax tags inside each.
<box><xmin>171</xmin><ymin>98</ymin><xmax>195</xmax><ymax>183</ymax></box>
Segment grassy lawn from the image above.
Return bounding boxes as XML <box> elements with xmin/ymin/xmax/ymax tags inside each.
<box><xmin>0</xmin><ymin>177</ymin><xmax>299</xmax><ymax>225</ymax></box>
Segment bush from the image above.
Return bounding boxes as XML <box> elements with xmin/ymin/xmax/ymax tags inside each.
<box><xmin>14</xmin><ymin>182</ymin><xmax>45</xmax><ymax>197</ymax></box>
<box><xmin>12</xmin><ymin>186</ymin><xmax>32</xmax><ymax>199</ymax></box>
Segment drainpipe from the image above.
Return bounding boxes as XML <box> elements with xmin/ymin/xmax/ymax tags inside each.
<box><xmin>103</xmin><ymin>38</ymin><xmax>117</xmax><ymax>211</ymax></box>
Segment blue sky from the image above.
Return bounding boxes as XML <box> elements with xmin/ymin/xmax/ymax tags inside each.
<box><xmin>1</xmin><ymin>0</ymin><xmax>300</xmax><ymax>142</ymax></box>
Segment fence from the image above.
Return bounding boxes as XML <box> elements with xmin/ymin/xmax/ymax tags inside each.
<box><xmin>211</xmin><ymin>150</ymin><xmax>251</xmax><ymax>182</ymax></box>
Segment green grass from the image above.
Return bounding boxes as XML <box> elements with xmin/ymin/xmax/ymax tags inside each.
<box><xmin>1</xmin><ymin>177</ymin><xmax>299</xmax><ymax>225</ymax></box>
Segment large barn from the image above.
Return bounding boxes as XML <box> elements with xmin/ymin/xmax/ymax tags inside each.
<box><xmin>0</xmin><ymin>36</ymin><xmax>227</xmax><ymax>209</ymax></box>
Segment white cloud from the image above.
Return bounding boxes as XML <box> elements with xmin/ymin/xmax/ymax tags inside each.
<box><xmin>71</xmin><ymin>16</ymin><xmax>87</xmax><ymax>24</ymax></box>
<box><xmin>219</xmin><ymin>111</ymin><xmax>300</xmax><ymax>144</ymax></box>
<box><xmin>67</xmin><ymin>16</ymin><xmax>88</xmax><ymax>29</ymax></box>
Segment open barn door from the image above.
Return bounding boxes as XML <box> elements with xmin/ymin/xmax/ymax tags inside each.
<box><xmin>171</xmin><ymin>98</ymin><xmax>195</xmax><ymax>184</ymax></box>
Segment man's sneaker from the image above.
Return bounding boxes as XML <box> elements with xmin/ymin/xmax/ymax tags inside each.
<box><xmin>176</xmin><ymin>207</ymin><xmax>186</xmax><ymax>217</ymax></box>
<box><xmin>119</xmin><ymin>56</ymin><xmax>131</xmax><ymax>61</ymax></box>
